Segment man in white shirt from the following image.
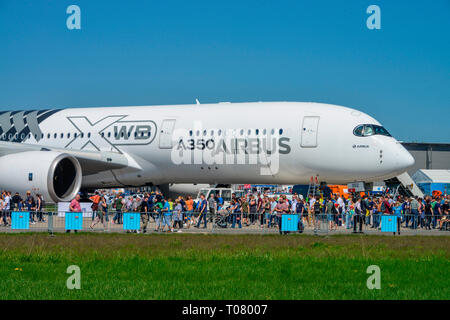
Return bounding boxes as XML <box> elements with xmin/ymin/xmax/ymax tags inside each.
<box><xmin>4</xmin><ymin>193</ymin><xmax>10</xmax><ymax>211</ymax></box>
<box><xmin>0</xmin><ymin>197</ymin><xmax>5</xmax><ymax>226</ymax></box>
<box><xmin>4</xmin><ymin>192</ymin><xmax>11</xmax><ymax>226</ymax></box>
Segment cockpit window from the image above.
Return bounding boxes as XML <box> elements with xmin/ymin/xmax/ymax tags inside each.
<box><xmin>354</xmin><ymin>125</ymin><xmax>364</xmax><ymax>136</ymax></box>
<box><xmin>373</xmin><ymin>125</ymin><xmax>391</xmax><ymax>136</ymax></box>
<box><xmin>364</xmin><ymin>125</ymin><xmax>374</xmax><ymax>136</ymax></box>
<box><xmin>353</xmin><ymin>124</ymin><xmax>391</xmax><ymax>137</ymax></box>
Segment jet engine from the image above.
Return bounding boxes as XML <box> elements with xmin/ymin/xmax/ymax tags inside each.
<box><xmin>0</xmin><ymin>151</ymin><xmax>82</xmax><ymax>203</ymax></box>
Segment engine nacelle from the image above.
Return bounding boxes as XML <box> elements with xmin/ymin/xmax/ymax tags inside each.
<box><xmin>0</xmin><ymin>151</ymin><xmax>82</xmax><ymax>203</ymax></box>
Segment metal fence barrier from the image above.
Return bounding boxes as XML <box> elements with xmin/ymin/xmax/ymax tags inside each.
<box><xmin>0</xmin><ymin>210</ymin><xmax>449</xmax><ymax>235</ymax></box>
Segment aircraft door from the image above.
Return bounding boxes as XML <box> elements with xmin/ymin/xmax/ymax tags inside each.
<box><xmin>301</xmin><ymin>116</ymin><xmax>320</xmax><ymax>148</ymax></box>
<box><xmin>159</xmin><ymin>119</ymin><xmax>176</xmax><ymax>149</ymax></box>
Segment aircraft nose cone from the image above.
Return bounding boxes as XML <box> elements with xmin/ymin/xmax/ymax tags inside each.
<box><xmin>398</xmin><ymin>149</ymin><xmax>415</xmax><ymax>170</ymax></box>
<box><xmin>404</xmin><ymin>151</ymin><xmax>415</xmax><ymax>168</ymax></box>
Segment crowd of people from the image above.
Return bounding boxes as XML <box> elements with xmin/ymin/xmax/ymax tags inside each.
<box><xmin>1</xmin><ymin>188</ymin><xmax>449</xmax><ymax>234</ymax></box>
<box><xmin>78</xmin><ymin>190</ymin><xmax>450</xmax><ymax>234</ymax></box>
<box><xmin>0</xmin><ymin>190</ymin><xmax>45</xmax><ymax>226</ymax></box>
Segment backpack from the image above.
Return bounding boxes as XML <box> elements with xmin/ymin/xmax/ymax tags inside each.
<box><xmin>331</xmin><ymin>204</ymin><xmax>337</xmax><ymax>214</ymax></box>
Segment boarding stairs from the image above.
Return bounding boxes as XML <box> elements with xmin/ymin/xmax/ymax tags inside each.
<box><xmin>396</xmin><ymin>172</ymin><xmax>424</xmax><ymax>198</ymax></box>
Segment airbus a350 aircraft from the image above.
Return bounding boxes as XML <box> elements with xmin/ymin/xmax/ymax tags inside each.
<box><xmin>0</xmin><ymin>102</ymin><xmax>414</xmax><ymax>203</ymax></box>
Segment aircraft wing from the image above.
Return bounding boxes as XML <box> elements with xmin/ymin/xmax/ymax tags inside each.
<box><xmin>0</xmin><ymin>141</ymin><xmax>129</xmax><ymax>175</ymax></box>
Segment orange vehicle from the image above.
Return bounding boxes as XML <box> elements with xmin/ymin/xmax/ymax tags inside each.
<box><xmin>327</xmin><ymin>185</ymin><xmax>348</xmax><ymax>199</ymax></box>
<box><xmin>328</xmin><ymin>185</ymin><xmax>365</xmax><ymax>200</ymax></box>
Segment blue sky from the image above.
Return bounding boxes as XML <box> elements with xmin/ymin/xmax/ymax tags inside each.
<box><xmin>0</xmin><ymin>0</ymin><xmax>449</xmax><ymax>142</ymax></box>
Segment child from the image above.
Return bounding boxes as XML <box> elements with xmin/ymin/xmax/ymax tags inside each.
<box><xmin>173</xmin><ymin>200</ymin><xmax>183</xmax><ymax>232</ymax></box>
<box><xmin>393</xmin><ymin>201</ymin><xmax>403</xmax><ymax>235</ymax></box>
<box><xmin>346</xmin><ymin>204</ymin><xmax>354</xmax><ymax>229</ymax></box>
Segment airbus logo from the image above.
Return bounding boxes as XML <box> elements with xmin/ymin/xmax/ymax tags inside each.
<box><xmin>65</xmin><ymin>115</ymin><xmax>157</xmax><ymax>151</ymax></box>
<box><xmin>353</xmin><ymin>144</ymin><xmax>370</xmax><ymax>149</ymax></box>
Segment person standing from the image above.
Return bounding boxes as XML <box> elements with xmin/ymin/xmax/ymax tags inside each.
<box><xmin>410</xmin><ymin>197</ymin><xmax>419</xmax><ymax>229</ymax></box>
<box><xmin>3</xmin><ymin>192</ymin><xmax>11</xmax><ymax>226</ymax></box>
<box><xmin>89</xmin><ymin>192</ymin><xmax>101</xmax><ymax>221</ymax></box>
<box><xmin>241</xmin><ymin>196</ymin><xmax>249</xmax><ymax>226</ymax></box>
<box><xmin>184</xmin><ymin>195</ymin><xmax>194</xmax><ymax>226</ymax></box>
<box><xmin>0</xmin><ymin>195</ymin><xmax>6</xmax><ymax>226</ymax></box>
<box><xmin>313</xmin><ymin>196</ymin><xmax>322</xmax><ymax>230</ymax></box>
<box><xmin>208</xmin><ymin>193</ymin><xmax>217</xmax><ymax>222</ymax></box>
<box><xmin>392</xmin><ymin>201</ymin><xmax>403</xmax><ymax>235</ymax></box>
<box><xmin>173</xmin><ymin>199</ymin><xmax>183</xmax><ymax>232</ymax></box>
<box><xmin>248</xmin><ymin>195</ymin><xmax>257</xmax><ymax>225</ymax></box>
<box><xmin>196</xmin><ymin>194</ymin><xmax>208</xmax><ymax>229</ymax></box>
<box><xmin>295</xmin><ymin>196</ymin><xmax>305</xmax><ymax>232</ymax></box>
<box><xmin>257</xmin><ymin>193</ymin><xmax>264</xmax><ymax>227</ymax></box>
<box><xmin>325</xmin><ymin>197</ymin><xmax>335</xmax><ymax>231</ymax></box>
<box><xmin>90</xmin><ymin>197</ymin><xmax>107</xmax><ymax>231</ymax></box>
<box><xmin>402</xmin><ymin>198</ymin><xmax>410</xmax><ymax>228</ymax></box>
<box><xmin>162</xmin><ymin>199</ymin><xmax>173</xmax><ymax>232</ymax></box>
<box><xmin>154</xmin><ymin>198</ymin><xmax>163</xmax><ymax>231</ymax></box>
<box><xmin>138</xmin><ymin>195</ymin><xmax>150</xmax><ymax>233</ymax></box>
<box><xmin>424</xmin><ymin>197</ymin><xmax>433</xmax><ymax>230</ymax></box>
<box><xmin>263</xmin><ymin>195</ymin><xmax>271</xmax><ymax>228</ymax></box>
<box><xmin>12</xmin><ymin>192</ymin><xmax>22</xmax><ymax>211</ymax></box>
<box><xmin>274</xmin><ymin>197</ymin><xmax>289</xmax><ymax>234</ymax></box>
<box><xmin>112</xmin><ymin>194</ymin><xmax>124</xmax><ymax>224</ymax></box>
<box><xmin>230</xmin><ymin>199</ymin><xmax>242</xmax><ymax>229</ymax></box>
<box><xmin>35</xmin><ymin>193</ymin><xmax>45</xmax><ymax>222</ymax></box>
<box><xmin>382</xmin><ymin>196</ymin><xmax>391</xmax><ymax>215</ymax></box>
<box><xmin>353</xmin><ymin>198</ymin><xmax>363</xmax><ymax>233</ymax></box>
<box><xmin>372</xmin><ymin>198</ymin><xmax>381</xmax><ymax>229</ymax></box>
<box><xmin>433</xmin><ymin>198</ymin><xmax>442</xmax><ymax>229</ymax></box>
<box><xmin>439</xmin><ymin>199</ymin><xmax>449</xmax><ymax>230</ymax></box>
<box><xmin>68</xmin><ymin>194</ymin><xmax>81</xmax><ymax>233</ymax></box>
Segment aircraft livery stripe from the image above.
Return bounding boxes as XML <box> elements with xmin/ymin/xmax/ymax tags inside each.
<box><xmin>0</xmin><ymin>109</ymin><xmax>61</xmax><ymax>142</ymax></box>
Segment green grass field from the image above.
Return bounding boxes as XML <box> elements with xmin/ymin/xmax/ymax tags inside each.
<box><xmin>0</xmin><ymin>233</ymin><xmax>448</xmax><ymax>299</ymax></box>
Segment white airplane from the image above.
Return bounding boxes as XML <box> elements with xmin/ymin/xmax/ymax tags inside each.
<box><xmin>0</xmin><ymin>102</ymin><xmax>414</xmax><ymax>203</ymax></box>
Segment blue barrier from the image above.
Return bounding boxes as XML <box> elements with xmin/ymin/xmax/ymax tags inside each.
<box><xmin>65</xmin><ymin>212</ymin><xmax>83</xmax><ymax>230</ymax></box>
<box><xmin>281</xmin><ymin>214</ymin><xmax>299</xmax><ymax>232</ymax></box>
<box><xmin>11</xmin><ymin>212</ymin><xmax>30</xmax><ymax>230</ymax></box>
<box><xmin>123</xmin><ymin>212</ymin><xmax>140</xmax><ymax>230</ymax></box>
<box><xmin>381</xmin><ymin>215</ymin><xmax>397</xmax><ymax>233</ymax></box>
